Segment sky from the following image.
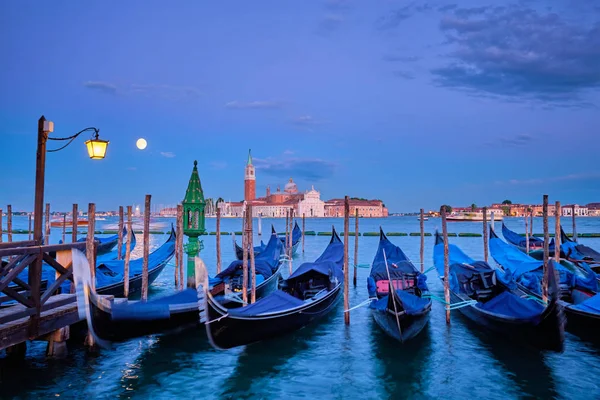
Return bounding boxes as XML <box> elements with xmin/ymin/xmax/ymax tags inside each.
<box><xmin>1</xmin><ymin>0</ymin><xmax>599</xmax><ymax>213</ymax></box>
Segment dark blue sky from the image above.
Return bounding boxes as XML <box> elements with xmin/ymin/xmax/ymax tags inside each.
<box><xmin>1</xmin><ymin>0</ymin><xmax>599</xmax><ymax>212</ymax></box>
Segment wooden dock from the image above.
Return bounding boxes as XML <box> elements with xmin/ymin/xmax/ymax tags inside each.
<box><xmin>0</xmin><ymin>239</ymin><xmax>93</xmax><ymax>355</ymax></box>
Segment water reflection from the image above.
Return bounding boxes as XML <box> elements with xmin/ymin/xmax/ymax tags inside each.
<box><xmin>460</xmin><ymin>317</ymin><xmax>557</xmax><ymax>399</ymax></box>
<box><xmin>370</xmin><ymin>320</ymin><xmax>433</xmax><ymax>399</ymax></box>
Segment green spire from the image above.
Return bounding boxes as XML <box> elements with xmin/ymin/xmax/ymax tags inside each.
<box><xmin>183</xmin><ymin>160</ymin><xmax>205</xmax><ymax>204</ymax></box>
<box><xmin>247</xmin><ymin>149</ymin><xmax>252</xmax><ymax>166</ymax></box>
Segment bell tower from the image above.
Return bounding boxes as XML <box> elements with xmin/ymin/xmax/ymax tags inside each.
<box><xmin>244</xmin><ymin>149</ymin><xmax>256</xmax><ymax>201</ymax></box>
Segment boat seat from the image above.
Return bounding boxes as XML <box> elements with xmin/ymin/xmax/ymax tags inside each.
<box><xmin>376</xmin><ymin>278</ymin><xmax>416</xmax><ymax>295</ymax></box>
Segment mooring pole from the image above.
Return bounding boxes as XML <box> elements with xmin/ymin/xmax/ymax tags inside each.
<box><xmin>302</xmin><ymin>213</ymin><xmax>306</xmax><ymax>254</ymax></box>
<box><xmin>0</xmin><ymin>208</ymin><xmax>3</xmax><ymax>243</ymax></box>
<box><xmin>258</xmin><ymin>212</ymin><xmax>262</xmax><ymax>236</ymax></box>
<box><xmin>354</xmin><ymin>208</ymin><xmax>359</xmax><ymax>286</ymax></box>
<box><xmin>249</xmin><ymin>206</ymin><xmax>256</xmax><ymax>304</ymax></box>
<box><xmin>28</xmin><ymin>214</ymin><xmax>33</xmax><ymax>240</ymax></box>
<box><xmin>86</xmin><ymin>203</ymin><xmax>96</xmax><ymax>291</ymax></box>
<box><xmin>490</xmin><ymin>211</ymin><xmax>495</xmax><ymax>233</ymax></box>
<box><xmin>177</xmin><ymin>204</ymin><xmax>184</xmax><ymax>290</ymax></box>
<box><xmin>555</xmin><ymin>202</ymin><xmax>562</xmax><ymax>263</ymax></box>
<box><xmin>142</xmin><ymin>195</ymin><xmax>151</xmax><ymax>301</ymax></box>
<box><xmin>72</xmin><ymin>204</ymin><xmax>78</xmax><ymax>242</ymax></box>
<box><xmin>124</xmin><ymin>206</ymin><xmax>132</xmax><ymax>297</ymax></box>
<box><xmin>344</xmin><ymin>196</ymin><xmax>350</xmax><ymax>325</ymax></box>
<box><xmin>525</xmin><ymin>210</ymin><xmax>530</xmax><ymax>253</ymax></box>
<box><xmin>530</xmin><ymin>209</ymin><xmax>534</xmax><ymax>239</ymax></box>
<box><xmin>285</xmin><ymin>209</ymin><xmax>290</xmax><ymax>257</ymax></box>
<box><xmin>288</xmin><ymin>209</ymin><xmax>294</xmax><ymax>274</ymax></box>
<box><xmin>7</xmin><ymin>205</ymin><xmax>12</xmax><ymax>243</ymax></box>
<box><xmin>441</xmin><ymin>206</ymin><xmax>451</xmax><ymax>325</ymax></box>
<box><xmin>542</xmin><ymin>194</ymin><xmax>549</xmax><ymax>303</ymax></box>
<box><xmin>62</xmin><ymin>214</ymin><xmax>66</xmax><ymax>243</ymax></box>
<box><xmin>572</xmin><ymin>204</ymin><xmax>577</xmax><ymax>242</ymax></box>
<box><xmin>45</xmin><ymin>203</ymin><xmax>50</xmax><ymax>244</ymax></box>
<box><xmin>242</xmin><ymin>204</ymin><xmax>249</xmax><ymax>305</ymax></box>
<box><xmin>117</xmin><ymin>206</ymin><xmax>124</xmax><ymax>260</ymax></box>
<box><xmin>483</xmin><ymin>206</ymin><xmax>488</xmax><ymax>263</ymax></box>
<box><xmin>175</xmin><ymin>205</ymin><xmax>181</xmax><ymax>289</ymax></box>
<box><xmin>420</xmin><ymin>208</ymin><xmax>425</xmax><ymax>273</ymax></box>
<box><xmin>216</xmin><ymin>206</ymin><xmax>222</xmax><ymax>274</ymax></box>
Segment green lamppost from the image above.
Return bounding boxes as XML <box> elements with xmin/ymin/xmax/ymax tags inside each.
<box><xmin>183</xmin><ymin>160</ymin><xmax>206</xmax><ymax>287</ymax></box>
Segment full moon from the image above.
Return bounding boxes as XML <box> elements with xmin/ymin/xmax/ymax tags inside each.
<box><xmin>136</xmin><ymin>138</ymin><xmax>147</xmax><ymax>150</ymax></box>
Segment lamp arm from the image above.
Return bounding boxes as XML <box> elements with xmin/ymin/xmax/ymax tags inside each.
<box><xmin>47</xmin><ymin>127</ymin><xmax>100</xmax><ymax>153</ymax></box>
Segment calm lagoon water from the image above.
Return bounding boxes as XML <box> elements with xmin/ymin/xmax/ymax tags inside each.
<box><xmin>2</xmin><ymin>216</ymin><xmax>600</xmax><ymax>399</ymax></box>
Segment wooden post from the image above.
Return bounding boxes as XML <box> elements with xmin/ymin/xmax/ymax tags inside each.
<box><xmin>175</xmin><ymin>206</ymin><xmax>180</xmax><ymax>289</ymax></box>
<box><xmin>0</xmin><ymin>208</ymin><xmax>2</xmax><ymax>243</ymax></box>
<box><xmin>572</xmin><ymin>204</ymin><xmax>577</xmax><ymax>242</ymax></box>
<box><xmin>142</xmin><ymin>195</ymin><xmax>151</xmax><ymax>301</ymax></box>
<box><xmin>285</xmin><ymin>209</ymin><xmax>289</xmax><ymax>256</ymax></box>
<box><xmin>441</xmin><ymin>206</ymin><xmax>451</xmax><ymax>325</ymax></box>
<box><xmin>72</xmin><ymin>204</ymin><xmax>78</xmax><ymax>242</ymax></box>
<box><xmin>344</xmin><ymin>196</ymin><xmax>350</xmax><ymax>325</ymax></box>
<box><xmin>555</xmin><ymin>201</ymin><xmax>561</xmax><ymax>263</ymax></box>
<box><xmin>216</xmin><ymin>207</ymin><xmax>222</xmax><ymax>274</ymax></box>
<box><xmin>490</xmin><ymin>211</ymin><xmax>495</xmax><ymax>232</ymax></box>
<box><xmin>62</xmin><ymin>214</ymin><xmax>66</xmax><ymax>243</ymax></box>
<box><xmin>302</xmin><ymin>213</ymin><xmax>306</xmax><ymax>254</ymax></box>
<box><xmin>124</xmin><ymin>206</ymin><xmax>132</xmax><ymax>297</ymax></box>
<box><xmin>117</xmin><ymin>206</ymin><xmax>124</xmax><ymax>260</ymax></box>
<box><xmin>258</xmin><ymin>212</ymin><xmax>262</xmax><ymax>236</ymax></box>
<box><xmin>420</xmin><ymin>208</ymin><xmax>425</xmax><ymax>273</ymax></box>
<box><xmin>177</xmin><ymin>204</ymin><xmax>184</xmax><ymax>290</ymax></box>
<box><xmin>525</xmin><ymin>211</ymin><xmax>530</xmax><ymax>253</ymax></box>
<box><xmin>530</xmin><ymin>209</ymin><xmax>534</xmax><ymax>239</ymax></box>
<box><xmin>45</xmin><ymin>203</ymin><xmax>50</xmax><ymax>244</ymax></box>
<box><xmin>7</xmin><ymin>205</ymin><xmax>12</xmax><ymax>242</ymax></box>
<box><xmin>482</xmin><ymin>206</ymin><xmax>488</xmax><ymax>263</ymax></box>
<box><xmin>248</xmin><ymin>206</ymin><xmax>256</xmax><ymax>304</ymax></box>
<box><xmin>542</xmin><ymin>195</ymin><xmax>549</xmax><ymax>303</ymax></box>
<box><xmin>86</xmin><ymin>203</ymin><xmax>96</xmax><ymax>291</ymax></box>
<box><xmin>288</xmin><ymin>209</ymin><xmax>293</xmax><ymax>274</ymax></box>
<box><xmin>353</xmin><ymin>208</ymin><xmax>358</xmax><ymax>286</ymax></box>
<box><xmin>28</xmin><ymin>214</ymin><xmax>33</xmax><ymax>240</ymax></box>
<box><xmin>242</xmin><ymin>204</ymin><xmax>249</xmax><ymax>305</ymax></box>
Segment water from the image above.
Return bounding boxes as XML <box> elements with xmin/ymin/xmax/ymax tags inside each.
<box><xmin>2</xmin><ymin>216</ymin><xmax>600</xmax><ymax>399</ymax></box>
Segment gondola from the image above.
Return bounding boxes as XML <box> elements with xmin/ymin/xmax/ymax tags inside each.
<box><xmin>501</xmin><ymin>223</ymin><xmax>544</xmax><ymax>252</ymax></box>
<box><xmin>203</xmin><ymin>227</ymin><xmax>344</xmax><ymax>350</ymax></box>
<box><xmin>73</xmin><ymin>229</ymin><xmax>284</xmax><ymax>343</ymax></box>
<box><xmin>95</xmin><ymin>227</ymin><xmax>176</xmax><ymax>297</ymax></box>
<box><xmin>367</xmin><ymin>229</ymin><xmax>431</xmax><ymax>342</ymax></box>
<box><xmin>77</xmin><ymin>229</ymin><xmax>124</xmax><ymax>255</ymax></box>
<box><xmin>558</xmin><ymin>227</ymin><xmax>600</xmax><ymax>271</ymax></box>
<box><xmin>433</xmin><ymin>232</ymin><xmax>564</xmax><ymax>351</ymax></box>
<box><xmin>96</xmin><ymin>229</ymin><xmax>137</xmax><ymax>263</ymax></box>
<box><xmin>489</xmin><ymin>228</ymin><xmax>600</xmax><ymax>343</ymax></box>
<box><xmin>233</xmin><ymin>226</ymin><xmax>272</xmax><ymax>260</ymax></box>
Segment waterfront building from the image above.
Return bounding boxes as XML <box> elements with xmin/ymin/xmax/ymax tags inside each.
<box><xmin>324</xmin><ymin>198</ymin><xmax>388</xmax><ymax>218</ymax></box>
<box><xmin>563</xmin><ymin>204</ymin><xmax>589</xmax><ymax>217</ymax></box>
<box><xmin>587</xmin><ymin>203</ymin><xmax>600</xmax><ymax>217</ymax></box>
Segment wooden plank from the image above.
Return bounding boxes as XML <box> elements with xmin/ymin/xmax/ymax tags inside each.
<box><xmin>40</xmin><ymin>269</ymin><xmax>72</xmax><ymax>305</ymax></box>
<box><xmin>0</xmin><ymin>294</ymin><xmax>75</xmax><ymax>325</ymax></box>
<box><xmin>0</xmin><ymin>240</ymin><xmax>37</xmax><ymax>250</ymax></box>
<box><xmin>0</xmin><ymin>254</ymin><xmax>29</xmax><ymax>279</ymax></box>
<box><xmin>0</xmin><ymin>242</ymin><xmax>87</xmax><ymax>257</ymax></box>
<box><xmin>42</xmin><ymin>253</ymin><xmax>70</xmax><ymax>276</ymax></box>
<box><xmin>1</xmin><ymin>286</ymin><xmax>33</xmax><ymax>308</ymax></box>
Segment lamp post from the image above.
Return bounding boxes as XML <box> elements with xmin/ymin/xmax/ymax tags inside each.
<box><xmin>182</xmin><ymin>160</ymin><xmax>206</xmax><ymax>288</ymax></box>
<box><xmin>30</xmin><ymin>115</ymin><xmax>108</xmax><ymax>333</ymax></box>
<box><xmin>34</xmin><ymin>115</ymin><xmax>108</xmax><ymax>245</ymax></box>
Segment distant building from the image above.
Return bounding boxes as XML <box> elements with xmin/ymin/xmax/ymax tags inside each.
<box><xmin>159</xmin><ymin>207</ymin><xmax>177</xmax><ymax>217</ymax></box>
<box><xmin>563</xmin><ymin>204</ymin><xmax>589</xmax><ymax>217</ymax></box>
<box><xmin>225</xmin><ymin>151</ymin><xmax>385</xmax><ymax>218</ymax></box>
<box><xmin>587</xmin><ymin>203</ymin><xmax>600</xmax><ymax>217</ymax></box>
<box><xmin>324</xmin><ymin>198</ymin><xmax>388</xmax><ymax>218</ymax></box>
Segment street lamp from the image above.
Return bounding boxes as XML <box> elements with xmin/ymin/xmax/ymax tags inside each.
<box><xmin>34</xmin><ymin>116</ymin><xmax>109</xmax><ymax>245</ymax></box>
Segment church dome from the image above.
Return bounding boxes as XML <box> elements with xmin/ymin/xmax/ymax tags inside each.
<box><xmin>284</xmin><ymin>177</ymin><xmax>298</xmax><ymax>194</ymax></box>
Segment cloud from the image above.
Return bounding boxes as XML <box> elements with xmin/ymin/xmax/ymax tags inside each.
<box><xmin>254</xmin><ymin>156</ymin><xmax>336</xmax><ymax>181</ymax></box>
<box><xmin>392</xmin><ymin>71</ymin><xmax>416</xmax><ymax>80</ymax></box>
<box><xmin>82</xmin><ymin>81</ymin><xmax>200</xmax><ymax>101</ymax></box>
<box><xmin>487</xmin><ymin>133</ymin><xmax>534</xmax><ymax>148</ymax></box>
<box><xmin>209</xmin><ymin>161</ymin><xmax>228</xmax><ymax>170</ymax></box>
<box><xmin>160</xmin><ymin>151</ymin><xmax>176</xmax><ymax>158</ymax></box>
<box><xmin>283</xmin><ymin>150</ymin><xmax>294</xmax><ymax>155</ymax></box>
<box><xmin>432</xmin><ymin>4</ymin><xmax>600</xmax><ymax>106</ymax></box>
<box><xmin>290</xmin><ymin>115</ymin><xmax>326</xmax><ymax>128</ymax></box>
<box><xmin>225</xmin><ymin>100</ymin><xmax>283</xmax><ymax>109</ymax></box>
<box><xmin>83</xmin><ymin>81</ymin><xmax>118</xmax><ymax>95</ymax></box>
<box><xmin>496</xmin><ymin>172</ymin><xmax>600</xmax><ymax>186</ymax></box>
<box><xmin>376</xmin><ymin>3</ymin><xmax>434</xmax><ymax>30</ymax></box>
<box><xmin>382</xmin><ymin>55</ymin><xmax>420</xmax><ymax>63</ymax></box>
<box><xmin>317</xmin><ymin>14</ymin><xmax>345</xmax><ymax>35</ymax></box>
